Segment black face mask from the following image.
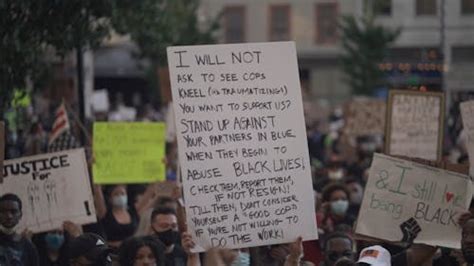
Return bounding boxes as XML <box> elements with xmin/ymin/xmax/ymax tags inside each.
<box><xmin>155</xmin><ymin>229</ymin><xmax>179</xmax><ymax>246</ymax></box>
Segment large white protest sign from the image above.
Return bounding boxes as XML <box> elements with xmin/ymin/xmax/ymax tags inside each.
<box><xmin>385</xmin><ymin>90</ymin><xmax>444</xmax><ymax>161</ymax></box>
<box><xmin>461</xmin><ymin>100</ymin><xmax>474</xmax><ymax>176</ymax></box>
<box><xmin>1</xmin><ymin>148</ymin><xmax>97</xmax><ymax>233</ymax></box>
<box><xmin>356</xmin><ymin>153</ymin><xmax>472</xmax><ymax>249</ymax></box>
<box><xmin>167</xmin><ymin>42</ymin><xmax>318</xmax><ymax>251</ymax></box>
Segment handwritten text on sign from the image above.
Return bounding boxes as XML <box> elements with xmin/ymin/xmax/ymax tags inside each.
<box><xmin>386</xmin><ymin>91</ymin><xmax>443</xmax><ymax>161</ymax></box>
<box><xmin>1</xmin><ymin>149</ymin><xmax>97</xmax><ymax>233</ymax></box>
<box><xmin>345</xmin><ymin>99</ymin><xmax>385</xmax><ymax>136</ymax></box>
<box><xmin>93</xmin><ymin>122</ymin><xmax>166</xmax><ymax>184</ymax></box>
<box><xmin>168</xmin><ymin>42</ymin><xmax>318</xmax><ymax>250</ymax></box>
<box><xmin>356</xmin><ymin>153</ymin><xmax>472</xmax><ymax>249</ymax></box>
<box><xmin>461</xmin><ymin>100</ymin><xmax>474</xmax><ymax>177</ymax></box>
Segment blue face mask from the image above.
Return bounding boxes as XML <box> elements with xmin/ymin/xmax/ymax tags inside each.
<box><xmin>45</xmin><ymin>233</ymin><xmax>65</xmax><ymax>250</ymax></box>
<box><xmin>231</xmin><ymin>251</ymin><xmax>250</xmax><ymax>266</ymax></box>
<box><xmin>331</xmin><ymin>200</ymin><xmax>349</xmax><ymax>216</ymax></box>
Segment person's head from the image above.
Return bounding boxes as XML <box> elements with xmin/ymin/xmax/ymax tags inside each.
<box><xmin>105</xmin><ymin>185</ymin><xmax>128</xmax><ymax>209</ymax></box>
<box><xmin>44</xmin><ymin>229</ymin><xmax>66</xmax><ymax>251</ymax></box>
<box><xmin>0</xmin><ymin>194</ymin><xmax>23</xmax><ymax>233</ymax></box>
<box><xmin>155</xmin><ymin>197</ymin><xmax>178</xmax><ymax>212</ymax></box>
<box><xmin>322</xmin><ymin>184</ymin><xmax>350</xmax><ymax>217</ymax></box>
<box><xmin>335</xmin><ymin>257</ymin><xmax>356</xmax><ymax>266</ymax></box>
<box><xmin>356</xmin><ymin>245</ymin><xmax>391</xmax><ymax>266</ymax></box>
<box><xmin>151</xmin><ymin>207</ymin><xmax>179</xmax><ymax>247</ymax></box>
<box><xmin>323</xmin><ymin>232</ymin><xmax>355</xmax><ymax>266</ymax></box>
<box><xmin>345</xmin><ymin>179</ymin><xmax>364</xmax><ymax>206</ymax></box>
<box><xmin>119</xmin><ymin>236</ymin><xmax>165</xmax><ymax>266</ymax></box>
<box><xmin>462</xmin><ymin>218</ymin><xmax>474</xmax><ymax>263</ymax></box>
<box><xmin>327</xmin><ymin>156</ymin><xmax>345</xmax><ymax>181</ymax></box>
<box><xmin>68</xmin><ymin>233</ymin><xmax>112</xmax><ymax>266</ymax></box>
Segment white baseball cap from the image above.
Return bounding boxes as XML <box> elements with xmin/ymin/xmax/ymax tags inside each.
<box><xmin>357</xmin><ymin>245</ymin><xmax>391</xmax><ymax>266</ymax></box>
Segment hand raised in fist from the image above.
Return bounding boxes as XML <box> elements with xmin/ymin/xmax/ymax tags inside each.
<box><xmin>400</xmin><ymin>217</ymin><xmax>421</xmax><ymax>245</ymax></box>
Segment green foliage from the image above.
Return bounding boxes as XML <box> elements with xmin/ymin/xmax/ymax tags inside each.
<box><xmin>0</xmin><ymin>1</ymin><xmax>43</xmax><ymax>113</ymax></box>
<box><xmin>112</xmin><ymin>0</ymin><xmax>220</xmax><ymax>65</ymax></box>
<box><xmin>0</xmin><ymin>0</ymin><xmax>113</xmax><ymax>114</ymax></box>
<box><xmin>38</xmin><ymin>0</ymin><xmax>113</xmax><ymax>56</ymax></box>
<box><xmin>0</xmin><ymin>0</ymin><xmax>218</xmax><ymax>113</ymax></box>
<box><xmin>339</xmin><ymin>15</ymin><xmax>400</xmax><ymax>95</ymax></box>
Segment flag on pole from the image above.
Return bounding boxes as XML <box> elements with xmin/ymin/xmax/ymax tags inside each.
<box><xmin>48</xmin><ymin>102</ymin><xmax>80</xmax><ymax>152</ymax></box>
<box><xmin>48</xmin><ymin>131</ymin><xmax>80</xmax><ymax>152</ymax></box>
<box><xmin>49</xmin><ymin>102</ymin><xmax>70</xmax><ymax>145</ymax></box>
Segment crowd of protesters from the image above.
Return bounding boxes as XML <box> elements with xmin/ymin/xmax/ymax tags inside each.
<box><xmin>2</xmin><ymin>93</ymin><xmax>474</xmax><ymax>266</ymax></box>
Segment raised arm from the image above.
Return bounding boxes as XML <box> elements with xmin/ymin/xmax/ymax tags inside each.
<box><xmin>93</xmin><ymin>184</ymin><xmax>107</xmax><ymax>219</ymax></box>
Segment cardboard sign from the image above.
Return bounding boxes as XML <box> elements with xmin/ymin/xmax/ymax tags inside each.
<box><xmin>356</xmin><ymin>153</ymin><xmax>472</xmax><ymax>249</ymax></box>
<box><xmin>0</xmin><ymin>149</ymin><xmax>97</xmax><ymax>233</ymax></box>
<box><xmin>385</xmin><ymin>90</ymin><xmax>444</xmax><ymax>161</ymax></box>
<box><xmin>93</xmin><ymin>122</ymin><xmax>166</xmax><ymax>184</ymax></box>
<box><xmin>345</xmin><ymin>99</ymin><xmax>386</xmax><ymax>136</ymax></box>
<box><xmin>461</xmin><ymin>100</ymin><xmax>474</xmax><ymax>176</ymax></box>
<box><xmin>167</xmin><ymin>42</ymin><xmax>318</xmax><ymax>251</ymax></box>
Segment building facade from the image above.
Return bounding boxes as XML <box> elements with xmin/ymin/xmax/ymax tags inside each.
<box><xmin>199</xmin><ymin>0</ymin><xmax>357</xmax><ymax>104</ymax></box>
<box><xmin>199</xmin><ymin>0</ymin><xmax>474</xmax><ymax>104</ymax></box>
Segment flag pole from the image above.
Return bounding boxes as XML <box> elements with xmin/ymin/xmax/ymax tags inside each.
<box><xmin>64</xmin><ymin>101</ymin><xmax>92</xmax><ymax>147</ymax></box>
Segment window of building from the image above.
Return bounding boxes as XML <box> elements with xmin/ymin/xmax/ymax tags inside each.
<box><xmin>452</xmin><ymin>46</ymin><xmax>474</xmax><ymax>63</ymax></box>
<box><xmin>416</xmin><ymin>0</ymin><xmax>436</xmax><ymax>15</ymax></box>
<box><xmin>365</xmin><ymin>0</ymin><xmax>392</xmax><ymax>16</ymax></box>
<box><xmin>224</xmin><ymin>6</ymin><xmax>245</xmax><ymax>43</ymax></box>
<box><xmin>269</xmin><ymin>5</ymin><xmax>291</xmax><ymax>41</ymax></box>
<box><xmin>316</xmin><ymin>3</ymin><xmax>338</xmax><ymax>44</ymax></box>
<box><xmin>462</xmin><ymin>0</ymin><xmax>474</xmax><ymax>14</ymax></box>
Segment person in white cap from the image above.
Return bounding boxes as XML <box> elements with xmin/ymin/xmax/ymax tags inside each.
<box><xmin>356</xmin><ymin>245</ymin><xmax>391</xmax><ymax>266</ymax></box>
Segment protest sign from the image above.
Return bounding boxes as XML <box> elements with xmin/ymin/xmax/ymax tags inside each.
<box><xmin>0</xmin><ymin>149</ymin><xmax>97</xmax><ymax>233</ymax></box>
<box><xmin>461</xmin><ymin>100</ymin><xmax>474</xmax><ymax>176</ymax></box>
<box><xmin>355</xmin><ymin>153</ymin><xmax>472</xmax><ymax>249</ymax></box>
<box><xmin>93</xmin><ymin>122</ymin><xmax>166</xmax><ymax>184</ymax></box>
<box><xmin>0</xmin><ymin>122</ymin><xmax>4</xmax><ymax>183</ymax></box>
<box><xmin>385</xmin><ymin>90</ymin><xmax>444</xmax><ymax>161</ymax></box>
<box><xmin>344</xmin><ymin>99</ymin><xmax>386</xmax><ymax>136</ymax></box>
<box><xmin>167</xmin><ymin>42</ymin><xmax>318</xmax><ymax>251</ymax></box>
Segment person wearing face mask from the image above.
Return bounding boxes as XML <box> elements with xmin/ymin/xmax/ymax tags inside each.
<box><xmin>33</xmin><ymin>230</ymin><xmax>66</xmax><ymax>266</ymax></box>
<box><xmin>203</xmin><ymin>248</ymin><xmax>252</xmax><ymax>266</ymax></box>
<box><xmin>314</xmin><ymin>155</ymin><xmax>347</xmax><ymax>193</ymax></box>
<box><xmin>96</xmin><ymin>185</ymin><xmax>142</xmax><ymax>249</ymax></box>
<box><xmin>150</xmin><ymin>207</ymin><xmax>200</xmax><ymax>266</ymax></box>
<box><xmin>119</xmin><ymin>236</ymin><xmax>166</xmax><ymax>266</ymax></box>
<box><xmin>32</xmin><ymin>221</ymin><xmax>82</xmax><ymax>266</ymax></box>
<box><xmin>318</xmin><ymin>184</ymin><xmax>355</xmax><ymax>235</ymax></box>
<box><xmin>0</xmin><ymin>193</ymin><xmax>39</xmax><ymax>266</ymax></box>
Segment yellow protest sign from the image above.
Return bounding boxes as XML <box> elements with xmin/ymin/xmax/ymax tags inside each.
<box><xmin>93</xmin><ymin>122</ymin><xmax>166</xmax><ymax>184</ymax></box>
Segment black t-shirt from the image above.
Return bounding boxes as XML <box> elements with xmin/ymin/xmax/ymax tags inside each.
<box><xmin>165</xmin><ymin>245</ymin><xmax>187</xmax><ymax>266</ymax></box>
<box><xmin>101</xmin><ymin>208</ymin><xmax>139</xmax><ymax>242</ymax></box>
<box><xmin>391</xmin><ymin>251</ymin><xmax>408</xmax><ymax>266</ymax></box>
<box><xmin>0</xmin><ymin>233</ymin><xmax>39</xmax><ymax>266</ymax></box>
